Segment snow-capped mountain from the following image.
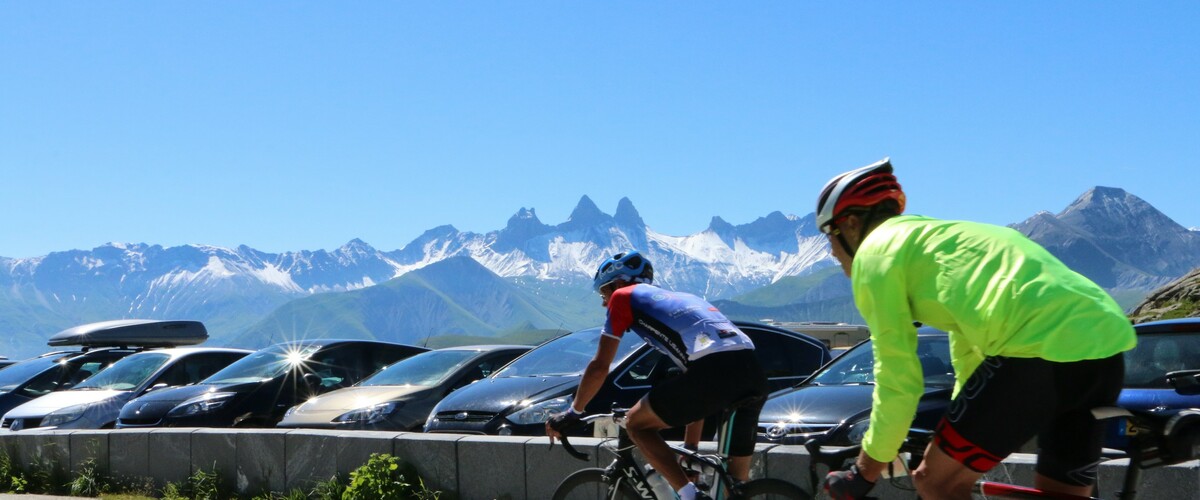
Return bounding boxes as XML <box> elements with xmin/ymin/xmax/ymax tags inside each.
<box><xmin>1</xmin><ymin>188</ymin><xmax>1196</xmax><ymax>359</ymax></box>
<box><xmin>384</xmin><ymin>196</ymin><xmax>832</xmax><ymax>298</ymax></box>
<box><xmin>0</xmin><ymin>196</ymin><xmax>830</xmax><ymax>355</ymax></box>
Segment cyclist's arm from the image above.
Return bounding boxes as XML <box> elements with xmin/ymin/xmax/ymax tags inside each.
<box><xmin>570</xmin><ymin>334</ymin><xmax>620</xmax><ymax>412</ymax></box>
<box><xmin>852</xmin><ymin>253</ymin><xmax>925</xmax><ymax>473</ymax></box>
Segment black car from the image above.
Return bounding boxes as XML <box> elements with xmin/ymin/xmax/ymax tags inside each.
<box><xmin>757</xmin><ymin>326</ymin><xmax>954</xmax><ymax>446</ymax></box>
<box><xmin>115</xmin><ymin>339</ymin><xmax>428</xmax><ymax>428</ymax></box>
<box><xmin>424</xmin><ymin>321</ymin><xmax>831</xmax><ymax>436</ymax></box>
<box><xmin>0</xmin><ymin>319</ymin><xmax>210</xmax><ymax>421</ymax></box>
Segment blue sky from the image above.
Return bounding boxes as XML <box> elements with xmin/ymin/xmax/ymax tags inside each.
<box><xmin>2</xmin><ymin>3</ymin><xmax>1197</xmax><ymax>259</ymax></box>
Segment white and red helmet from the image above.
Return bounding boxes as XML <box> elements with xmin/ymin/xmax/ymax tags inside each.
<box><xmin>816</xmin><ymin>157</ymin><xmax>906</xmax><ymax>232</ymax></box>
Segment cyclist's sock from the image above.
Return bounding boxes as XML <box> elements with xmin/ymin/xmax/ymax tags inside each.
<box><xmin>677</xmin><ymin>482</ymin><xmax>697</xmax><ymax>500</ymax></box>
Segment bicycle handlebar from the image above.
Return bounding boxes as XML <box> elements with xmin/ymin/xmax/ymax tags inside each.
<box><xmin>804</xmin><ymin>428</ymin><xmax>934</xmax><ymax>468</ymax></box>
<box><xmin>549</xmin><ymin>411</ymin><xmax>627</xmax><ymax>462</ymax></box>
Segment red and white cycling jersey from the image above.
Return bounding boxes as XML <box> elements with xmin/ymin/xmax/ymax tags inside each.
<box><xmin>603</xmin><ymin>284</ymin><xmax>754</xmax><ymax>371</ymax></box>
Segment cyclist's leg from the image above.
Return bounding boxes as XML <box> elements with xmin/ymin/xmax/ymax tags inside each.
<box><xmin>915</xmin><ymin>356</ymin><xmax>1054</xmax><ymax>499</ymax></box>
<box><xmin>716</xmin><ymin>350</ymin><xmax>768</xmax><ymax>483</ymax></box>
<box><xmin>626</xmin><ymin>396</ymin><xmax>690</xmax><ymax>489</ymax></box>
<box><xmin>912</xmin><ymin>442</ymin><xmax>983</xmax><ymax>500</ymax></box>
<box><xmin>1034</xmin><ymin>353</ymin><xmax>1124</xmax><ymax>495</ymax></box>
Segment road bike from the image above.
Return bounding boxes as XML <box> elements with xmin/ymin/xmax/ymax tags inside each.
<box><xmin>552</xmin><ymin>402</ymin><xmax>807</xmax><ymax>499</ymax></box>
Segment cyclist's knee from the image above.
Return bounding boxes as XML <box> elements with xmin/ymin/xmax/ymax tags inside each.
<box><xmin>625</xmin><ymin>400</ymin><xmax>669</xmax><ymax>432</ymax></box>
<box><xmin>913</xmin><ymin>446</ymin><xmax>983</xmax><ymax>500</ymax></box>
<box><xmin>913</xmin><ymin>469</ymin><xmax>974</xmax><ymax>500</ymax></box>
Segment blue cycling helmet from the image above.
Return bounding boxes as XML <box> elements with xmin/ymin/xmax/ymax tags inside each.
<box><xmin>592</xmin><ymin>251</ymin><xmax>654</xmax><ymax>292</ymax></box>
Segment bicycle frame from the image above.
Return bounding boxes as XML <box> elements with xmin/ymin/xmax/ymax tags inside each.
<box><xmin>557</xmin><ymin>409</ymin><xmax>752</xmax><ymax>500</ymax></box>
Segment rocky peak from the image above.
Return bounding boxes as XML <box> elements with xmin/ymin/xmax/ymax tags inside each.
<box><xmin>566</xmin><ymin>195</ymin><xmax>610</xmax><ymax>226</ymax></box>
<box><xmin>1129</xmin><ymin>267</ymin><xmax>1200</xmax><ymax>323</ymax></box>
<box><xmin>614</xmin><ymin>197</ymin><xmax>645</xmax><ymax>229</ymax></box>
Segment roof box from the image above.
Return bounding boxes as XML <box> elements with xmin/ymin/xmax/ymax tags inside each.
<box><xmin>47</xmin><ymin>319</ymin><xmax>208</xmax><ymax>348</ymax></box>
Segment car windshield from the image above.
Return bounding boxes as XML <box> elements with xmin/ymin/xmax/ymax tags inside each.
<box><xmin>0</xmin><ymin>355</ymin><xmax>71</xmax><ymax>392</ymax></box>
<box><xmin>1124</xmin><ymin>331</ymin><xmax>1200</xmax><ymax>389</ymax></box>
<box><xmin>494</xmin><ymin>328</ymin><xmax>644</xmax><ymax>378</ymax></box>
<box><xmin>360</xmin><ymin>350</ymin><xmax>478</xmax><ymax>387</ymax></box>
<box><xmin>74</xmin><ymin>352</ymin><xmax>170</xmax><ymax>391</ymax></box>
<box><xmin>203</xmin><ymin>344</ymin><xmax>321</xmax><ymax>385</ymax></box>
<box><xmin>809</xmin><ymin>334</ymin><xmax>955</xmax><ymax>388</ymax></box>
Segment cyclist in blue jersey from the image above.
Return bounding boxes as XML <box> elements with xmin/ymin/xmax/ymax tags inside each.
<box><xmin>546</xmin><ymin>251</ymin><xmax>769</xmax><ymax>500</ymax></box>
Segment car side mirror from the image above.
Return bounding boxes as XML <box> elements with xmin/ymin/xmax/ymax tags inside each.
<box><xmin>145</xmin><ymin>383</ymin><xmax>169</xmax><ymax>393</ymax></box>
<box><xmin>1167</xmin><ymin>369</ymin><xmax>1200</xmax><ymax>396</ymax></box>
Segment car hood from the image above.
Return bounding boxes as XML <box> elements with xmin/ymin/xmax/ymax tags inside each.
<box><xmin>761</xmin><ymin>384</ymin><xmax>951</xmax><ymax>424</ymax></box>
<box><xmin>5</xmin><ymin>390</ymin><xmax>129</xmax><ymax>418</ymax></box>
<box><xmin>127</xmin><ymin>382</ymin><xmax>250</xmax><ymax>404</ymax></box>
<box><xmin>433</xmin><ymin>375</ymin><xmax>579</xmax><ymax>414</ymax></box>
<box><xmin>283</xmin><ymin>385</ymin><xmax>432</xmax><ymax>422</ymax></box>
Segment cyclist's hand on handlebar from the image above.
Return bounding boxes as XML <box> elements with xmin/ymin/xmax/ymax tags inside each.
<box><xmin>824</xmin><ymin>464</ymin><xmax>875</xmax><ymax>500</ymax></box>
<box><xmin>545</xmin><ymin>407</ymin><xmax>583</xmax><ymax>442</ymax></box>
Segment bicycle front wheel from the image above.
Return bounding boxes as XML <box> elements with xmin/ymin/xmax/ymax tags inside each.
<box><xmin>553</xmin><ymin>467</ymin><xmax>644</xmax><ymax>500</ymax></box>
<box><xmin>732</xmin><ymin>477</ymin><xmax>810</xmax><ymax>500</ymax></box>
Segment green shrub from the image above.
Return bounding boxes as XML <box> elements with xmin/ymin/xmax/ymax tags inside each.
<box><xmin>342</xmin><ymin>454</ymin><xmax>439</xmax><ymax>500</ymax></box>
<box><xmin>310</xmin><ymin>475</ymin><xmax>347</xmax><ymax>500</ymax></box>
<box><xmin>69</xmin><ymin>457</ymin><xmax>111</xmax><ymax>497</ymax></box>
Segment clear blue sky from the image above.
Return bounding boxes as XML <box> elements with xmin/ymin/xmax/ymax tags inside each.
<box><xmin>2</xmin><ymin>3</ymin><xmax>1197</xmax><ymax>259</ymax></box>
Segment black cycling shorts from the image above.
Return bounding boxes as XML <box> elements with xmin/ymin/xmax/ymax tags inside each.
<box><xmin>934</xmin><ymin>354</ymin><xmax>1124</xmax><ymax>486</ymax></box>
<box><xmin>647</xmin><ymin>348</ymin><xmax>768</xmax><ymax>457</ymax></box>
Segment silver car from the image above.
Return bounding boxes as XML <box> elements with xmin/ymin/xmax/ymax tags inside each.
<box><xmin>3</xmin><ymin>347</ymin><xmax>249</xmax><ymax>430</ymax></box>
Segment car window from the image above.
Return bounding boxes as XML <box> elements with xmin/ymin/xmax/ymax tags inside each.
<box><xmin>365</xmin><ymin>345</ymin><xmax>426</xmax><ymax>377</ymax></box>
<box><xmin>153</xmin><ymin>352</ymin><xmax>247</xmax><ymax>387</ymax></box>
<box><xmin>614</xmin><ymin>349</ymin><xmax>671</xmax><ymax>389</ymax></box>
<box><xmin>0</xmin><ymin>355</ymin><xmax>71</xmax><ymax>393</ymax></box>
<box><xmin>743</xmin><ymin>327</ymin><xmax>828</xmax><ymax>391</ymax></box>
<box><xmin>361</xmin><ymin>350</ymin><xmax>478</xmax><ymax>387</ymax></box>
<box><xmin>1125</xmin><ymin>332</ymin><xmax>1200</xmax><ymax>388</ymax></box>
<box><xmin>810</xmin><ymin>336</ymin><xmax>954</xmax><ymax>388</ymax></box>
<box><xmin>478</xmin><ymin>350</ymin><xmax>524</xmax><ymax>378</ymax></box>
<box><xmin>204</xmin><ymin>344</ymin><xmax>321</xmax><ymax>385</ymax></box>
<box><xmin>75</xmin><ymin>352</ymin><xmax>171</xmax><ymax>391</ymax></box>
<box><xmin>17</xmin><ymin>357</ymin><xmax>117</xmax><ymax>398</ymax></box>
<box><xmin>308</xmin><ymin>346</ymin><xmax>363</xmax><ymax>389</ymax></box>
<box><xmin>494</xmin><ymin>328</ymin><xmax>644</xmax><ymax>378</ymax></box>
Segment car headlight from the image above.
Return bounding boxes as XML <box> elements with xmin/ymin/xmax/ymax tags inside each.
<box><xmin>506</xmin><ymin>396</ymin><xmax>573</xmax><ymax>426</ymax></box>
<box><xmin>167</xmin><ymin>392</ymin><xmax>237</xmax><ymax>417</ymax></box>
<box><xmin>42</xmin><ymin>403</ymin><xmax>93</xmax><ymax>427</ymax></box>
<box><xmin>846</xmin><ymin>418</ymin><xmax>871</xmax><ymax>444</ymax></box>
<box><xmin>334</xmin><ymin>402</ymin><xmax>400</xmax><ymax>425</ymax></box>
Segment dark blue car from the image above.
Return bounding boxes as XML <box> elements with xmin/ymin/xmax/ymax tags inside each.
<box><xmin>1109</xmin><ymin>318</ymin><xmax>1200</xmax><ymax>449</ymax></box>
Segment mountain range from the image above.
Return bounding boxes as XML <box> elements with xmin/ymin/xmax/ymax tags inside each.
<box><xmin>1</xmin><ymin>187</ymin><xmax>1197</xmax><ymax>358</ymax></box>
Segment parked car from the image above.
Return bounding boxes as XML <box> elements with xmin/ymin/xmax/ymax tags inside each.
<box><xmin>424</xmin><ymin>321</ymin><xmax>831</xmax><ymax>436</ymax></box>
<box><xmin>1108</xmin><ymin>318</ymin><xmax>1200</xmax><ymax>449</ymax></box>
<box><xmin>756</xmin><ymin>326</ymin><xmax>954</xmax><ymax>446</ymax></box>
<box><xmin>115</xmin><ymin>339</ymin><xmax>428</xmax><ymax>428</ymax></box>
<box><xmin>2</xmin><ymin>346</ymin><xmax>250</xmax><ymax>430</ymax></box>
<box><xmin>277</xmin><ymin>345</ymin><xmax>530</xmax><ymax>431</ymax></box>
<box><xmin>0</xmin><ymin>319</ymin><xmax>209</xmax><ymax>424</ymax></box>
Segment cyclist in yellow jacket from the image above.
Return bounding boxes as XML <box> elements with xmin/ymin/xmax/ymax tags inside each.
<box><xmin>818</xmin><ymin>158</ymin><xmax>1136</xmax><ymax>500</ymax></box>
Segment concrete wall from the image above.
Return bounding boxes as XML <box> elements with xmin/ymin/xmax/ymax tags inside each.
<box><xmin>1</xmin><ymin>428</ymin><xmax>1197</xmax><ymax>499</ymax></box>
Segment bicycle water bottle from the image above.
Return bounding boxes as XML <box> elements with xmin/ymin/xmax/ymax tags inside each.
<box><xmin>644</xmin><ymin>465</ymin><xmax>676</xmax><ymax>499</ymax></box>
